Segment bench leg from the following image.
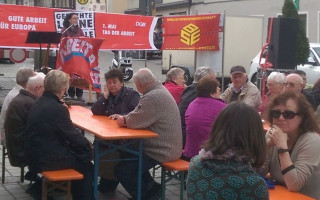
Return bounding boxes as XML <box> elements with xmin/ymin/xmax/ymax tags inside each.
<box><xmin>2</xmin><ymin>146</ymin><xmax>6</xmax><ymax>183</ymax></box>
<box><xmin>42</xmin><ymin>178</ymin><xmax>48</xmax><ymax>200</ymax></box>
<box><xmin>179</xmin><ymin>171</ymin><xmax>185</xmax><ymax>200</ymax></box>
<box><xmin>66</xmin><ymin>181</ymin><xmax>71</xmax><ymax>200</ymax></box>
<box><xmin>161</xmin><ymin>167</ymin><xmax>166</xmax><ymax>200</ymax></box>
<box><xmin>152</xmin><ymin>166</ymin><xmax>156</xmax><ymax>178</ymax></box>
<box><xmin>20</xmin><ymin>167</ymin><xmax>24</xmax><ymax>182</ymax></box>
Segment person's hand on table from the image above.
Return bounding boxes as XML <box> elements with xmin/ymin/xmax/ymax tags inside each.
<box><xmin>103</xmin><ymin>83</ymin><xmax>110</xmax><ymax>99</ymax></box>
<box><xmin>267</xmin><ymin>125</ymin><xmax>288</xmax><ymax>149</ymax></box>
<box><xmin>109</xmin><ymin>114</ymin><xmax>121</xmax><ymax>120</ymax></box>
<box><xmin>117</xmin><ymin>116</ymin><xmax>127</xmax><ymax>127</ymax></box>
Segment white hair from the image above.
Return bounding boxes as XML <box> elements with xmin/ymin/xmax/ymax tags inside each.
<box><xmin>26</xmin><ymin>72</ymin><xmax>45</xmax><ymax>91</ymax></box>
<box><xmin>133</xmin><ymin>68</ymin><xmax>156</xmax><ymax>86</ymax></box>
<box><xmin>165</xmin><ymin>67</ymin><xmax>184</xmax><ymax>82</ymax></box>
<box><xmin>194</xmin><ymin>66</ymin><xmax>215</xmax><ymax>83</ymax></box>
<box><xmin>267</xmin><ymin>71</ymin><xmax>286</xmax><ymax>83</ymax></box>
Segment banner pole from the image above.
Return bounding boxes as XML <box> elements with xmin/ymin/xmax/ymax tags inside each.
<box><xmin>89</xmin><ymin>84</ymin><xmax>93</xmax><ymax>104</ymax></box>
<box><xmin>221</xmin><ymin>11</ymin><xmax>226</xmax><ymax>91</ymax></box>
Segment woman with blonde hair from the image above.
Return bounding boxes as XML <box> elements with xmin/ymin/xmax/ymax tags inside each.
<box><xmin>25</xmin><ymin>70</ymin><xmax>93</xmax><ymax>200</ymax></box>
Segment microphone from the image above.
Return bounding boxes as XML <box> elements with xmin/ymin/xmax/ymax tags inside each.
<box><xmin>61</xmin><ymin>24</ymin><xmax>75</xmax><ymax>35</ymax></box>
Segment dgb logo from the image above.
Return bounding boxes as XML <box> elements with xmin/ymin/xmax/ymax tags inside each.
<box><xmin>77</xmin><ymin>0</ymin><xmax>88</xmax><ymax>5</ymax></box>
<box><xmin>180</xmin><ymin>23</ymin><xmax>200</xmax><ymax>46</ymax></box>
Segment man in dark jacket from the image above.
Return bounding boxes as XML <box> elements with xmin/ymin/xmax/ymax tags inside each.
<box><xmin>5</xmin><ymin>73</ymin><xmax>45</xmax><ymax>168</ymax></box>
<box><xmin>91</xmin><ymin>69</ymin><xmax>140</xmax><ymax>193</ymax></box>
<box><xmin>5</xmin><ymin>73</ymin><xmax>45</xmax><ymax>199</ymax></box>
<box><xmin>285</xmin><ymin>73</ymin><xmax>316</xmax><ymax>110</ymax></box>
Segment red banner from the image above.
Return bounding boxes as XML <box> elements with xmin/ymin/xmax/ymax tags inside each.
<box><xmin>162</xmin><ymin>14</ymin><xmax>221</xmax><ymax>51</ymax></box>
<box><xmin>0</xmin><ymin>4</ymin><xmax>158</xmax><ymax>50</ymax></box>
<box><xmin>56</xmin><ymin>37</ymin><xmax>104</xmax><ymax>92</ymax></box>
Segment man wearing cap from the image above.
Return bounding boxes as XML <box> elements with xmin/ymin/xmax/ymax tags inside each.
<box><xmin>221</xmin><ymin>65</ymin><xmax>261</xmax><ymax>110</ymax></box>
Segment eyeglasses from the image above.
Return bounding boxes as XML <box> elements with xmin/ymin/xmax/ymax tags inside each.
<box><xmin>270</xmin><ymin>110</ymin><xmax>299</xmax><ymax>119</ymax></box>
<box><xmin>284</xmin><ymin>82</ymin><xmax>299</xmax><ymax>88</ymax></box>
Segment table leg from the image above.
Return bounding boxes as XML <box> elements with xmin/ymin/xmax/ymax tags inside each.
<box><xmin>94</xmin><ymin>139</ymin><xmax>99</xmax><ymax>200</ymax></box>
<box><xmin>137</xmin><ymin>140</ymin><xmax>143</xmax><ymax>200</ymax></box>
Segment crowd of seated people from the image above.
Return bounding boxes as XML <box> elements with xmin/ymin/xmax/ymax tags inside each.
<box><xmin>3</xmin><ymin>64</ymin><xmax>320</xmax><ymax>200</ymax></box>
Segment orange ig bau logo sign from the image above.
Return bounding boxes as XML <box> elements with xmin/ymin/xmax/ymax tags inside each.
<box><xmin>180</xmin><ymin>23</ymin><xmax>200</xmax><ymax>46</ymax></box>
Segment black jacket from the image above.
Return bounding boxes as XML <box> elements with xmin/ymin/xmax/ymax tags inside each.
<box><xmin>178</xmin><ymin>83</ymin><xmax>197</xmax><ymax>147</ymax></box>
<box><xmin>91</xmin><ymin>86</ymin><xmax>140</xmax><ymax>116</ymax></box>
<box><xmin>311</xmin><ymin>88</ymin><xmax>320</xmax><ymax>108</ymax></box>
<box><xmin>25</xmin><ymin>91</ymin><xmax>92</xmax><ymax>172</ymax></box>
<box><xmin>4</xmin><ymin>89</ymin><xmax>37</xmax><ymax>167</ymax></box>
<box><xmin>302</xmin><ymin>89</ymin><xmax>317</xmax><ymax>110</ymax></box>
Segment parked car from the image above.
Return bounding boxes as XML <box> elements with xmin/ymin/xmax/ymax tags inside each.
<box><xmin>248</xmin><ymin>43</ymin><xmax>320</xmax><ymax>86</ymax></box>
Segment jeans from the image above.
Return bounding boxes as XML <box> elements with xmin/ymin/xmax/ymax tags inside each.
<box><xmin>115</xmin><ymin>152</ymin><xmax>158</xmax><ymax>199</ymax></box>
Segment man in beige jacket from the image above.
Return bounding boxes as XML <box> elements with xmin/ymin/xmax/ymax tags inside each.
<box><xmin>221</xmin><ymin>65</ymin><xmax>261</xmax><ymax>110</ymax></box>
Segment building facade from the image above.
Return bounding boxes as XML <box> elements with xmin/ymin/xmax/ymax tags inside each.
<box><xmin>125</xmin><ymin>0</ymin><xmax>320</xmax><ymax>43</ymax></box>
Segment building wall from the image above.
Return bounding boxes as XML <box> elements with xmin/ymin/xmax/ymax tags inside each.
<box><xmin>125</xmin><ymin>0</ymin><xmax>320</xmax><ymax>42</ymax></box>
<box><xmin>110</xmin><ymin>0</ymin><xmax>128</xmax><ymax>13</ymax></box>
<box><xmin>128</xmin><ymin>0</ymin><xmax>139</xmax><ymax>10</ymax></box>
<box><xmin>126</xmin><ymin>0</ymin><xmax>189</xmax><ymax>16</ymax></box>
<box><xmin>76</xmin><ymin>0</ymin><xmax>107</xmax><ymax>12</ymax></box>
<box><xmin>163</xmin><ymin>0</ymin><xmax>181</xmax><ymax>3</ymax></box>
<box><xmin>191</xmin><ymin>0</ymin><xmax>320</xmax><ymax>43</ymax></box>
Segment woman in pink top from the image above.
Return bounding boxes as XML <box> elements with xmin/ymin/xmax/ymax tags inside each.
<box><xmin>163</xmin><ymin>67</ymin><xmax>186</xmax><ymax>104</ymax></box>
<box><xmin>183</xmin><ymin>77</ymin><xmax>226</xmax><ymax>160</ymax></box>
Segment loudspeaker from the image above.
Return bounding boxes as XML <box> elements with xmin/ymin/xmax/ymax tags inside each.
<box><xmin>267</xmin><ymin>17</ymin><xmax>298</xmax><ymax>69</ymax></box>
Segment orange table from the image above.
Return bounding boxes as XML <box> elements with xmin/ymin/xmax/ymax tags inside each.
<box><xmin>69</xmin><ymin>105</ymin><xmax>158</xmax><ymax>200</ymax></box>
<box><xmin>269</xmin><ymin>185</ymin><xmax>315</xmax><ymax>200</ymax></box>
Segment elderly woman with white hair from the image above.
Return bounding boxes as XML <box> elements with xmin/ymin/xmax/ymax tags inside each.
<box><xmin>163</xmin><ymin>67</ymin><xmax>186</xmax><ymax>104</ymax></box>
<box><xmin>260</xmin><ymin>71</ymin><xmax>286</xmax><ymax>115</ymax></box>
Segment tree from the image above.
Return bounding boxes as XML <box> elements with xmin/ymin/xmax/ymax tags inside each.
<box><xmin>282</xmin><ymin>0</ymin><xmax>309</xmax><ymax>65</ymax></box>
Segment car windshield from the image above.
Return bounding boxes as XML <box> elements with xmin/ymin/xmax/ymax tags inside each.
<box><xmin>312</xmin><ymin>47</ymin><xmax>320</xmax><ymax>58</ymax></box>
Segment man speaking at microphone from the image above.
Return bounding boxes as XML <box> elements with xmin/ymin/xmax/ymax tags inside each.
<box><xmin>61</xmin><ymin>13</ymin><xmax>85</xmax><ymax>100</ymax></box>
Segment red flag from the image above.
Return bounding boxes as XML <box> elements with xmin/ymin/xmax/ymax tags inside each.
<box><xmin>162</xmin><ymin>14</ymin><xmax>221</xmax><ymax>51</ymax></box>
<box><xmin>56</xmin><ymin>37</ymin><xmax>104</xmax><ymax>93</ymax></box>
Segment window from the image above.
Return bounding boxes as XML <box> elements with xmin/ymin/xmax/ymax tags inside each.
<box><xmin>169</xmin><ymin>11</ymin><xmax>187</xmax><ymax>16</ymax></box>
